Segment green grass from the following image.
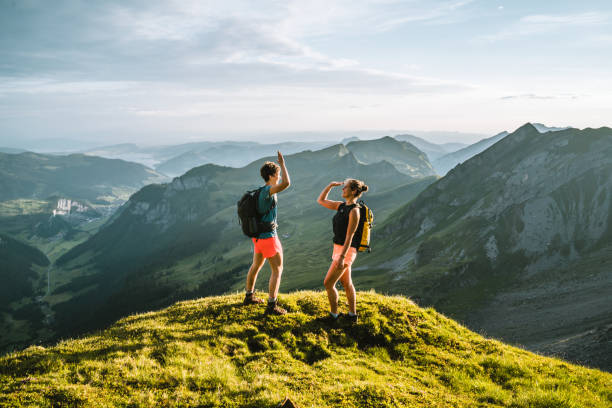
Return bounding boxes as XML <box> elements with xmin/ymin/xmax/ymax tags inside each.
<box><xmin>1</xmin><ymin>291</ymin><xmax>609</xmax><ymax>407</ymax></box>
<box><xmin>0</xmin><ymin>199</ymin><xmax>51</xmax><ymax>216</ymax></box>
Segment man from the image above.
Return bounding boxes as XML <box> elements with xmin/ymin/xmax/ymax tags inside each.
<box><xmin>243</xmin><ymin>151</ymin><xmax>290</xmax><ymax>315</ymax></box>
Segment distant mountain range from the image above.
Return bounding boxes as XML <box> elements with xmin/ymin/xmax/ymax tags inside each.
<box><xmin>346</xmin><ymin>137</ymin><xmax>436</xmax><ymax>177</ymax></box>
<box><xmin>84</xmin><ymin>141</ymin><xmax>334</xmax><ymax>177</ymax></box>
<box><xmin>0</xmin><ymin>147</ymin><xmax>27</xmax><ymax>154</ymax></box>
<box><xmin>393</xmin><ymin>134</ymin><xmax>467</xmax><ymax>161</ymax></box>
<box><xmin>0</xmin><ymin>152</ymin><xmax>166</xmax><ymax>204</ymax></box>
<box><xmin>367</xmin><ymin>123</ymin><xmax>612</xmax><ymax>370</ymax></box>
<box><xmin>154</xmin><ymin>141</ymin><xmax>334</xmax><ymax>177</ymax></box>
<box><xmin>85</xmin><ymin>137</ymin><xmax>464</xmax><ymax>177</ymax></box>
<box><xmin>432</xmin><ymin>131</ymin><xmax>509</xmax><ymax>175</ymax></box>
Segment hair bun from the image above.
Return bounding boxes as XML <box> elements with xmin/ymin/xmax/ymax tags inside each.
<box><xmin>361</xmin><ymin>184</ymin><xmax>368</xmax><ymax>193</ymax></box>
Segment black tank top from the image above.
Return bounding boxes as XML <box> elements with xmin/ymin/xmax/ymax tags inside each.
<box><xmin>332</xmin><ymin>203</ymin><xmax>363</xmax><ymax>248</ymax></box>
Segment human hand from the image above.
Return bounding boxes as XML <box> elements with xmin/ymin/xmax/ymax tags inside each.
<box><xmin>329</xmin><ymin>181</ymin><xmax>343</xmax><ymax>187</ymax></box>
<box><xmin>277</xmin><ymin>151</ymin><xmax>285</xmax><ymax>166</ymax></box>
<box><xmin>334</xmin><ymin>254</ymin><xmax>348</xmax><ymax>269</ymax></box>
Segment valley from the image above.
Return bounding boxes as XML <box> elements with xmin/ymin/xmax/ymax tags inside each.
<box><xmin>2</xmin><ymin>125</ymin><xmax>611</xmax><ymax>372</ymax></box>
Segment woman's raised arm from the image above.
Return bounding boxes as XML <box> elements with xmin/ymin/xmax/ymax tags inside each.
<box><xmin>317</xmin><ymin>182</ymin><xmax>343</xmax><ymax>210</ymax></box>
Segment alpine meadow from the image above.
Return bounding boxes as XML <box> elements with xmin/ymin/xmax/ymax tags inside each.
<box><xmin>2</xmin><ymin>1</ymin><xmax>612</xmax><ymax>407</ymax></box>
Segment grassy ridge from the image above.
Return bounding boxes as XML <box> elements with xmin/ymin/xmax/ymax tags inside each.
<box><xmin>1</xmin><ymin>291</ymin><xmax>609</xmax><ymax>407</ymax></box>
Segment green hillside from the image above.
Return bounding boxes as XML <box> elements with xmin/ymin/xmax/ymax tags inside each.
<box><xmin>0</xmin><ymin>152</ymin><xmax>166</xmax><ymax>203</ymax></box>
<box><xmin>0</xmin><ymin>234</ymin><xmax>51</xmax><ymax>353</ymax></box>
<box><xmin>0</xmin><ymin>291</ymin><xmax>609</xmax><ymax>407</ymax></box>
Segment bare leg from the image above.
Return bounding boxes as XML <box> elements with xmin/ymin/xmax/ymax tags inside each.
<box><xmin>267</xmin><ymin>251</ymin><xmax>283</xmax><ymax>300</ymax></box>
<box><xmin>339</xmin><ymin>265</ymin><xmax>356</xmax><ymax>314</ymax></box>
<box><xmin>324</xmin><ymin>261</ymin><xmax>349</xmax><ymax>314</ymax></box>
<box><xmin>246</xmin><ymin>251</ymin><xmax>265</xmax><ymax>292</ymax></box>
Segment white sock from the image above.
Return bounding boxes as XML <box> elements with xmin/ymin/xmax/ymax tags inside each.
<box><xmin>348</xmin><ymin>312</ymin><xmax>357</xmax><ymax>317</ymax></box>
<box><xmin>329</xmin><ymin>312</ymin><xmax>339</xmax><ymax>318</ymax></box>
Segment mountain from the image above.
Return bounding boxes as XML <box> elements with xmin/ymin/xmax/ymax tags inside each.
<box><xmin>154</xmin><ymin>141</ymin><xmax>333</xmax><ymax>177</ymax></box>
<box><xmin>0</xmin><ymin>137</ymin><xmax>101</xmax><ymax>153</ymax></box>
<box><xmin>432</xmin><ymin>131</ymin><xmax>509</xmax><ymax>175</ymax></box>
<box><xmin>341</xmin><ymin>136</ymin><xmax>360</xmax><ymax>144</ymax></box>
<box><xmin>84</xmin><ymin>141</ymin><xmax>335</xmax><ymax>177</ymax></box>
<box><xmin>532</xmin><ymin>123</ymin><xmax>570</xmax><ymax>133</ymax></box>
<box><xmin>346</xmin><ymin>136</ymin><xmax>436</xmax><ymax>177</ymax></box>
<box><xmin>393</xmin><ymin>134</ymin><xmax>466</xmax><ymax>161</ymax></box>
<box><xmin>0</xmin><ymin>152</ymin><xmax>167</xmax><ymax>204</ymax></box>
<box><xmin>0</xmin><ymin>147</ymin><xmax>27</xmax><ymax>154</ymax></box>
<box><xmin>39</xmin><ymin>139</ymin><xmax>435</xmax><ymax>345</ymax></box>
<box><xmin>365</xmin><ymin>123</ymin><xmax>612</xmax><ymax>370</ymax></box>
<box><xmin>1</xmin><ymin>291</ymin><xmax>609</xmax><ymax>407</ymax></box>
<box><xmin>0</xmin><ymin>234</ymin><xmax>51</xmax><ymax>353</ymax></box>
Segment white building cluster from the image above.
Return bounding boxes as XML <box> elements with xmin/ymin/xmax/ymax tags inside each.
<box><xmin>53</xmin><ymin>199</ymin><xmax>87</xmax><ymax>216</ymax></box>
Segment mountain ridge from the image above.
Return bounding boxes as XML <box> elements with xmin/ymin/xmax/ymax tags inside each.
<box><xmin>365</xmin><ymin>123</ymin><xmax>612</xmax><ymax>370</ymax></box>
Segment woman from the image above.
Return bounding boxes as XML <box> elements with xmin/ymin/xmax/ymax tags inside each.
<box><xmin>317</xmin><ymin>178</ymin><xmax>368</xmax><ymax>323</ymax></box>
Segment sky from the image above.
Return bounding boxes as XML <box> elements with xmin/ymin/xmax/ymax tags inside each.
<box><xmin>1</xmin><ymin>0</ymin><xmax>611</xmax><ymax>146</ymax></box>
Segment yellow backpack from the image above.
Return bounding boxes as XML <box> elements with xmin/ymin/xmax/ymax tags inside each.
<box><xmin>357</xmin><ymin>201</ymin><xmax>374</xmax><ymax>252</ymax></box>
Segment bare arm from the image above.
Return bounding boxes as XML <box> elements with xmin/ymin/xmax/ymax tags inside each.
<box><xmin>336</xmin><ymin>207</ymin><xmax>360</xmax><ymax>267</ymax></box>
<box><xmin>269</xmin><ymin>151</ymin><xmax>290</xmax><ymax>195</ymax></box>
<box><xmin>317</xmin><ymin>182</ymin><xmax>343</xmax><ymax>210</ymax></box>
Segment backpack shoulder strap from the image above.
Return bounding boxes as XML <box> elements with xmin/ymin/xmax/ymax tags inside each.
<box><xmin>256</xmin><ymin>186</ymin><xmax>276</xmax><ymax>214</ymax></box>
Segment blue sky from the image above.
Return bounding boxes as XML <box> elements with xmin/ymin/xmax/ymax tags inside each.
<box><xmin>1</xmin><ymin>0</ymin><xmax>611</xmax><ymax>145</ymax></box>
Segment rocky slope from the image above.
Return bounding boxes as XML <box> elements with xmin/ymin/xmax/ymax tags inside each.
<box><xmin>366</xmin><ymin>123</ymin><xmax>612</xmax><ymax>370</ymax></box>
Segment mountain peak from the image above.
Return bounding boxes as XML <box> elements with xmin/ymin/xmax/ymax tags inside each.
<box><xmin>517</xmin><ymin>122</ymin><xmax>540</xmax><ymax>133</ymax></box>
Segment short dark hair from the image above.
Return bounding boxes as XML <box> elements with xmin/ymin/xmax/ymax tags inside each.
<box><xmin>260</xmin><ymin>161</ymin><xmax>280</xmax><ymax>181</ymax></box>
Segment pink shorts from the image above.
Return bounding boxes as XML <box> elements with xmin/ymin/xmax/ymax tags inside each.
<box><xmin>252</xmin><ymin>236</ymin><xmax>283</xmax><ymax>258</ymax></box>
<box><xmin>332</xmin><ymin>244</ymin><xmax>357</xmax><ymax>266</ymax></box>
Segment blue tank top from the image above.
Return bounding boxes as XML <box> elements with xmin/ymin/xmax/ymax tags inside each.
<box><xmin>257</xmin><ymin>185</ymin><xmax>277</xmax><ymax>238</ymax></box>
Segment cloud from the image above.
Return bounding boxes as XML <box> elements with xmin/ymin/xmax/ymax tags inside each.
<box><xmin>0</xmin><ymin>0</ymin><xmax>474</xmax><ymax>96</ymax></box>
<box><xmin>373</xmin><ymin>0</ymin><xmax>476</xmax><ymax>31</ymax></box>
<box><xmin>500</xmin><ymin>93</ymin><xmax>579</xmax><ymax>101</ymax></box>
<box><xmin>480</xmin><ymin>11</ymin><xmax>609</xmax><ymax>42</ymax></box>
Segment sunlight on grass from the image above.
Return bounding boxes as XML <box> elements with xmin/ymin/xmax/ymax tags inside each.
<box><xmin>1</xmin><ymin>291</ymin><xmax>610</xmax><ymax>407</ymax></box>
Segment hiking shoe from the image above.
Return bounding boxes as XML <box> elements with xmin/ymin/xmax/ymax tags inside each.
<box><xmin>243</xmin><ymin>293</ymin><xmax>265</xmax><ymax>305</ymax></box>
<box><xmin>265</xmin><ymin>302</ymin><xmax>287</xmax><ymax>315</ymax></box>
<box><xmin>340</xmin><ymin>313</ymin><xmax>358</xmax><ymax>324</ymax></box>
<box><xmin>320</xmin><ymin>312</ymin><xmax>340</xmax><ymax>325</ymax></box>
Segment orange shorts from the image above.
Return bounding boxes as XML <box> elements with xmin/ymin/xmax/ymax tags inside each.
<box><xmin>252</xmin><ymin>236</ymin><xmax>283</xmax><ymax>258</ymax></box>
<box><xmin>332</xmin><ymin>244</ymin><xmax>357</xmax><ymax>266</ymax></box>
